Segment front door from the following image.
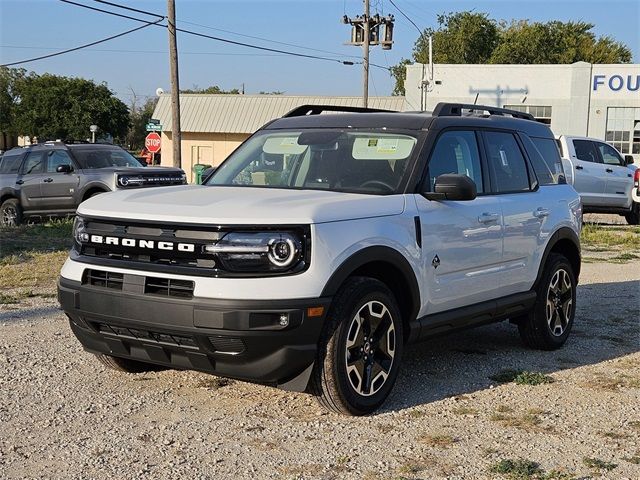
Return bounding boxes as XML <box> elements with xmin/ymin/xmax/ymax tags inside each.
<box><xmin>415</xmin><ymin>130</ymin><xmax>503</xmax><ymax>316</ymax></box>
<box><xmin>596</xmin><ymin>141</ymin><xmax>633</xmax><ymax>209</ymax></box>
<box><xmin>40</xmin><ymin>150</ymin><xmax>80</xmax><ymax>210</ymax></box>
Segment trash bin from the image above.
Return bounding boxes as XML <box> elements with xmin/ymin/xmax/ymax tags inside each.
<box><xmin>192</xmin><ymin>163</ymin><xmax>212</xmax><ymax>185</ymax></box>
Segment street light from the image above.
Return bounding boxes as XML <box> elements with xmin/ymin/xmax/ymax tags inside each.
<box><xmin>89</xmin><ymin>124</ymin><xmax>98</xmax><ymax>144</ymax></box>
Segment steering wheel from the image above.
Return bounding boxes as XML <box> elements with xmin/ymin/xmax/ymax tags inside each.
<box><xmin>359</xmin><ymin>179</ymin><xmax>395</xmax><ymax>193</ymax></box>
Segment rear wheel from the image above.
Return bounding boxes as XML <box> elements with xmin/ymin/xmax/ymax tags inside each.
<box><xmin>625</xmin><ymin>203</ymin><xmax>639</xmax><ymax>225</ymax></box>
<box><xmin>94</xmin><ymin>353</ymin><xmax>165</xmax><ymax>373</ymax></box>
<box><xmin>518</xmin><ymin>253</ymin><xmax>576</xmax><ymax>350</ymax></box>
<box><xmin>309</xmin><ymin>277</ymin><xmax>403</xmax><ymax>415</ymax></box>
<box><xmin>0</xmin><ymin>199</ymin><xmax>23</xmax><ymax>227</ymax></box>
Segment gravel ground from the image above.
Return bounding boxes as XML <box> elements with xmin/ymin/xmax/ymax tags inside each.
<box><xmin>1</xmin><ymin>258</ymin><xmax>639</xmax><ymax>479</ymax></box>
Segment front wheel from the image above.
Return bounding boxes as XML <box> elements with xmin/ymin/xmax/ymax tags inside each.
<box><xmin>518</xmin><ymin>253</ymin><xmax>576</xmax><ymax>350</ymax></box>
<box><xmin>625</xmin><ymin>203</ymin><xmax>639</xmax><ymax>225</ymax></box>
<box><xmin>309</xmin><ymin>277</ymin><xmax>403</xmax><ymax>415</ymax></box>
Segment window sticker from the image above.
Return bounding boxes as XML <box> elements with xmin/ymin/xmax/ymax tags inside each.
<box><xmin>377</xmin><ymin>138</ymin><xmax>399</xmax><ymax>153</ymax></box>
<box><xmin>499</xmin><ymin>149</ymin><xmax>509</xmax><ymax>167</ymax></box>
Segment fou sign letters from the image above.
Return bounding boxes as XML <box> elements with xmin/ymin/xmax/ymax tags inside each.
<box><xmin>592</xmin><ymin>74</ymin><xmax>640</xmax><ymax>92</ymax></box>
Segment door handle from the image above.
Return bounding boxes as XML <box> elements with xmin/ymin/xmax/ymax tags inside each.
<box><xmin>15</xmin><ymin>180</ymin><xmax>24</xmax><ymax>185</ymax></box>
<box><xmin>605</xmin><ymin>168</ymin><xmax>613</xmax><ymax>173</ymax></box>
<box><xmin>575</xmin><ymin>165</ymin><xmax>584</xmax><ymax>170</ymax></box>
<box><xmin>43</xmin><ymin>178</ymin><xmax>53</xmax><ymax>183</ymax></box>
<box><xmin>478</xmin><ymin>212</ymin><xmax>499</xmax><ymax>224</ymax></box>
<box><xmin>533</xmin><ymin>207</ymin><xmax>550</xmax><ymax>218</ymax></box>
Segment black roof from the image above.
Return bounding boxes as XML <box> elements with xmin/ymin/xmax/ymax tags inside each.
<box><xmin>266</xmin><ymin>102</ymin><xmax>554</xmax><ymax>138</ymax></box>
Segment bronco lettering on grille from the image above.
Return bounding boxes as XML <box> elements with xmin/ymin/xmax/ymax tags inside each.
<box><xmin>89</xmin><ymin>235</ymin><xmax>195</xmax><ymax>252</ymax></box>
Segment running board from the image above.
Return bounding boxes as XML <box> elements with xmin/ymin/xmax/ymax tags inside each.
<box><xmin>407</xmin><ymin>291</ymin><xmax>537</xmax><ymax>343</ymax></box>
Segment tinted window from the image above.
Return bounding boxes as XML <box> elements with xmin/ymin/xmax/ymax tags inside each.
<box><xmin>597</xmin><ymin>142</ymin><xmax>623</xmax><ymax>166</ymax></box>
<box><xmin>530</xmin><ymin>136</ymin><xmax>565</xmax><ymax>185</ymax></box>
<box><xmin>428</xmin><ymin>130</ymin><xmax>483</xmax><ymax>193</ymax></box>
<box><xmin>0</xmin><ymin>153</ymin><xmax>23</xmax><ymax>174</ymax></box>
<box><xmin>46</xmin><ymin>150</ymin><xmax>74</xmax><ymax>173</ymax></box>
<box><xmin>484</xmin><ymin>132</ymin><xmax>530</xmax><ymax>193</ymax></box>
<box><xmin>71</xmin><ymin>147</ymin><xmax>141</xmax><ymax>169</ymax></box>
<box><xmin>573</xmin><ymin>140</ymin><xmax>600</xmax><ymax>163</ymax></box>
<box><xmin>21</xmin><ymin>151</ymin><xmax>44</xmax><ymax>175</ymax></box>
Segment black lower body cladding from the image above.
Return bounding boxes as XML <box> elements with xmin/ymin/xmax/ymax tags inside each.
<box><xmin>57</xmin><ymin>277</ymin><xmax>331</xmax><ymax>390</ymax></box>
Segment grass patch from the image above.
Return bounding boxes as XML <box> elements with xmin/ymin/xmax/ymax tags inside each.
<box><xmin>0</xmin><ymin>219</ymin><xmax>73</xmax><ymax>293</ymax></box>
<box><xmin>451</xmin><ymin>406</ymin><xmax>477</xmax><ymax>415</ymax></box>
<box><xmin>601</xmin><ymin>430</ymin><xmax>630</xmax><ymax>440</ymax></box>
<box><xmin>195</xmin><ymin>377</ymin><xmax>232</xmax><ymax>389</ymax></box>
<box><xmin>610</xmin><ymin>252</ymin><xmax>640</xmax><ymax>263</ymax></box>
<box><xmin>489</xmin><ymin>458</ymin><xmax>542</xmax><ymax>479</ymax></box>
<box><xmin>490</xmin><ymin>370</ymin><xmax>554</xmax><ymax>385</ymax></box>
<box><xmin>419</xmin><ymin>433</ymin><xmax>457</xmax><ymax>448</ymax></box>
<box><xmin>583</xmin><ymin>373</ymin><xmax>640</xmax><ymax>391</ymax></box>
<box><xmin>624</xmin><ymin>455</ymin><xmax>640</xmax><ymax>465</ymax></box>
<box><xmin>490</xmin><ymin>411</ymin><xmax>543</xmax><ymax>431</ymax></box>
<box><xmin>0</xmin><ymin>293</ymin><xmax>19</xmax><ymax>304</ymax></box>
<box><xmin>580</xmin><ymin>224</ymin><xmax>640</xmax><ymax>249</ymax></box>
<box><xmin>582</xmin><ymin>457</ymin><xmax>617</xmax><ymax>471</ymax></box>
<box><xmin>397</xmin><ymin>459</ymin><xmax>428</xmax><ymax>475</ymax></box>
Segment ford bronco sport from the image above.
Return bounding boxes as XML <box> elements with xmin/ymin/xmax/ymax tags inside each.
<box><xmin>58</xmin><ymin>103</ymin><xmax>582</xmax><ymax>415</ymax></box>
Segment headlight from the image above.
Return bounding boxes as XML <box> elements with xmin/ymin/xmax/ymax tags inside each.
<box><xmin>204</xmin><ymin>232</ymin><xmax>304</xmax><ymax>272</ymax></box>
<box><xmin>73</xmin><ymin>216</ymin><xmax>89</xmax><ymax>246</ymax></box>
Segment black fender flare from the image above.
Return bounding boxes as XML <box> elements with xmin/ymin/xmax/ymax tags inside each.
<box><xmin>534</xmin><ymin>227</ymin><xmax>581</xmax><ymax>288</ymax></box>
<box><xmin>79</xmin><ymin>181</ymin><xmax>111</xmax><ymax>200</ymax></box>
<box><xmin>320</xmin><ymin>245</ymin><xmax>421</xmax><ymax>320</ymax></box>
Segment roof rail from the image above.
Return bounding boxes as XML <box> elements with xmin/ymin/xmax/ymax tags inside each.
<box><xmin>432</xmin><ymin>102</ymin><xmax>535</xmax><ymax>121</ymax></box>
<box><xmin>282</xmin><ymin>104</ymin><xmax>396</xmax><ymax>118</ymax></box>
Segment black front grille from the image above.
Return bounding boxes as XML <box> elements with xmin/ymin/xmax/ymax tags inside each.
<box><xmin>144</xmin><ymin>276</ymin><xmax>194</xmax><ymax>299</ymax></box>
<box><xmin>96</xmin><ymin>323</ymin><xmax>197</xmax><ymax>349</ymax></box>
<box><xmin>83</xmin><ymin>269</ymin><xmax>124</xmax><ymax>290</ymax></box>
<box><xmin>208</xmin><ymin>336</ymin><xmax>246</xmax><ymax>354</ymax></box>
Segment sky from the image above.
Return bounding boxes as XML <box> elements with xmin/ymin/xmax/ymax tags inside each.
<box><xmin>1</xmin><ymin>0</ymin><xmax>638</xmax><ymax>105</ymax></box>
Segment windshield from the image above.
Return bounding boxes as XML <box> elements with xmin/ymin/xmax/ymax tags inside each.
<box><xmin>206</xmin><ymin>129</ymin><xmax>419</xmax><ymax>194</ymax></box>
<box><xmin>72</xmin><ymin>147</ymin><xmax>143</xmax><ymax>169</ymax></box>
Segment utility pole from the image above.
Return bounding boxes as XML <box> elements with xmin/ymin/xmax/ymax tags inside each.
<box><xmin>343</xmin><ymin>5</ymin><xmax>394</xmax><ymax>108</ymax></box>
<box><xmin>167</xmin><ymin>0</ymin><xmax>181</xmax><ymax>168</ymax></box>
<box><xmin>362</xmin><ymin>0</ymin><xmax>370</xmax><ymax>108</ymax></box>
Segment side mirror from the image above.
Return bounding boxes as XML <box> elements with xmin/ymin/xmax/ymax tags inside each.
<box><xmin>56</xmin><ymin>164</ymin><xmax>73</xmax><ymax>173</ymax></box>
<box><xmin>423</xmin><ymin>174</ymin><xmax>477</xmax><ymax>201</ymax></box>
<box><xmin>624</xmin><ymin>155</ymin><xmax>634</xmax><ymax>166</ymax></box>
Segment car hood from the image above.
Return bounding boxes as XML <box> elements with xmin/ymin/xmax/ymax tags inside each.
<box><xmin>82</xmin><ymin>166</ymin><xmax>183</xmax><ymax>174</ymax></box>
<box><xmin>77</xmin><ymin>185</ymin><xmax>406</xmax><ymax>225</ymax></box>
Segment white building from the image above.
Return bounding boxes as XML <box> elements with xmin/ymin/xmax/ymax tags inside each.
<box><xmin>405</xmin><ymin>62</ymin><xmax>640</xmax><ymax>160</ymax></box>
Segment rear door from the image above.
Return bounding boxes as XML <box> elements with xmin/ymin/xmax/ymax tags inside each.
<box><xmin>571</xmin><ymin>139</ymin><xmax>607</xmax><ymax>206</ymax></box>
<box><xmin>415</xmin><ymin>129</ymin><xmax>504</xmax><ymax>314</ymax></box>
<box><xmin>596</xmin><ymin>141</ymin><xmax>633</xmax><ymax>209</ymax></box>
<box><xmin>40</xmin><ymin>149</ymin><xmax>80</xmax><ymax>210</ymax></box>
<box><xmin>17</xmin><ymin>151</ymin><xmax>46</xmax><ymax>210</ymax></box>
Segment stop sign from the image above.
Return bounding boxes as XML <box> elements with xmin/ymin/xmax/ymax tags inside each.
<box><xmin>145</xmin><ymin>132</ymin><xmax>162</xmax><ymax>153</ymax></box>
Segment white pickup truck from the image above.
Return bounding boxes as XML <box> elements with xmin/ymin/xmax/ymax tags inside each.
<box><xmin>556</xmin><ymin>135</ymin><xmax>639</xmax><ymax>224</ymax></box>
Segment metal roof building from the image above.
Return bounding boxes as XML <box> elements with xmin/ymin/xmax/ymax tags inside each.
<box><xmin>152</xmin><ymin>94</ymin><xmax>405</xmax><ymax>181</ymax></box>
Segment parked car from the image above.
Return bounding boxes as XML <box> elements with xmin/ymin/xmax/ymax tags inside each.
<box><xmin>0</xmin><ymin>142</ymin><xmax>186</xmax><ymax>226</ymax></box>
<box><xmin>58</xmin><ymin>103</ymin><xmax>582</xmax><ymax>415</ymax></box>
<box><xmin>556</xmin><ymin>135</ymin><xmax>638</xmax><ymax>224</ymax></box>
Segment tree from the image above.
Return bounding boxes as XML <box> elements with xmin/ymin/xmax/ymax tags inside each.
<box><xmin>0</xmin><ymin>67</ymin><xmax>25</xmax><ymax>146</ymax></box>
<box><xmin>390</xmin><ymin>11</ymin><xmax>632</xmax><ymax>95</ymax></box>
<box><xmin>181</xmin><ymin>85</ymin><xmax>240</xmax><ymax>94</ymax></box>
<box><xmin>12</xmin><ymin>72</ymin><xmax>129</xmax><ymax>141</ymax></box>
<box><xmin>126</xmin><ymin>95</ymin><xmax>158</xmax><ymax>151</ymax></box>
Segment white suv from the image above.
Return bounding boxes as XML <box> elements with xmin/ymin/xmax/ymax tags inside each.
<box><xmin>58</xmin><ymin>103</ymin><xmax>582</xmax><ymax>415</ymax></box>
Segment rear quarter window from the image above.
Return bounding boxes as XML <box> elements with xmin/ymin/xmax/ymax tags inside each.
<box><xmin>0</xmin><ymin>153</ymin><xmax>24</xmax><ymax>174</ymax></box>
<box><xmin>526</xmin><ymin>136</ymin><xmax>566</xmax><ymax>185</ymax></box>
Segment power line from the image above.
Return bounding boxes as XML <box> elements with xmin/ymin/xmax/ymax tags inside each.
<box><xmin>92</xmin><ymin>0</ymin><xmax>164</xmax><ymax>20</ymax></box>
<box><xmin>1</xmin><ymin>45</ymin><xmax>285</xmax><ymax>57</ymax></box>
<box><xmin>387</xmin><ymin>0</ymin><xmax>424</xmax><ymax>38</ymax></box>
<box><xmin>0</xmin><ymin>18</ymin><xmax>162</xmax><ymax>67</ymax></box>
<box><xmin>58</xmin><ymin>0</ymin><xmax>358</xmax><ymax>66</ymax></box>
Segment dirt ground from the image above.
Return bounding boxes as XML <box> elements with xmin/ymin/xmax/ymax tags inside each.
<box><xmin>0</xmin><ymin>217</ymin><xmax>638</xmax><ymax>480</ymax></box>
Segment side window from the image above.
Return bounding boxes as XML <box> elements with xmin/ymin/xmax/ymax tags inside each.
<box><xmin>0</xmin><ymin>154</ymin><xmax>23</xmax><ymax>174</ymax></box>
<box><xmin>46</xmin><ymin>150</ymin><xmax>74</xmax><ymax>173</ymax></box>
<box><xmin>597</xmin><ymin>143</ymin><xmax>624</xmax><ymax>166</ymax></box>
<box><xmin>21</xmin><ymin>151</ymin><xmax>44</xmax><ymax>175</ymax></box>
<box><xmin>529</xmin><ymin>136</ymin><xmax>566</xmax><ymax>185</ymax></box>
<box><xmin>428</xmin><ymin>130</ymin><xmax>483</xmax><ymax>193</ymax></box>
<box><xmin>484</xmin><ymin>131</ymin><xmax>531</xmax><ymax>193</ymax></box>
<box><xmin>573</xmin><ymin>140</ymin><xmax>600</xmax><ymax>163</ymax></box>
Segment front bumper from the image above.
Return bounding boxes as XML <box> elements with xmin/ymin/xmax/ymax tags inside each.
<box><xmin>58</xmin><ymin>276</ymin><xmax>331</xmax><ymax>390</ymax></box>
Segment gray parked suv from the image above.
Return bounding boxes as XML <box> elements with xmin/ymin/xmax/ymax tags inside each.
<box><xmin>0</xmin><ymin>142</ymin><xmax>186</xmax><ymax>226</ymax></box>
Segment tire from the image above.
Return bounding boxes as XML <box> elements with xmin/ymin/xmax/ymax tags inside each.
<box><xmin>88</xmin><ymin>190</ymin><xmax>105</xmax><ymax>199</ymax></box>
<box><xmin>94</xmin><ymin>353</ymin><xmax>165</xmax><ymax>373</ymax></box>
<box><xmin>518</xmin><ymin>253</ymin><xmax>576</xmax><ymax>350</ymax></box>
<box><xmin>309</xmin><ymin>277</ymin><xmax>403</xmax><ymax>415</ymax></box>
<box><xmin>625</xmin><ymin>203</ymin><xmax>639</xmax><ymax>225</ymax></box>
<box><xmin>0</xmin><ymin>198</ymin><xmax>23</xmax><ymax>227</ymax></box>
